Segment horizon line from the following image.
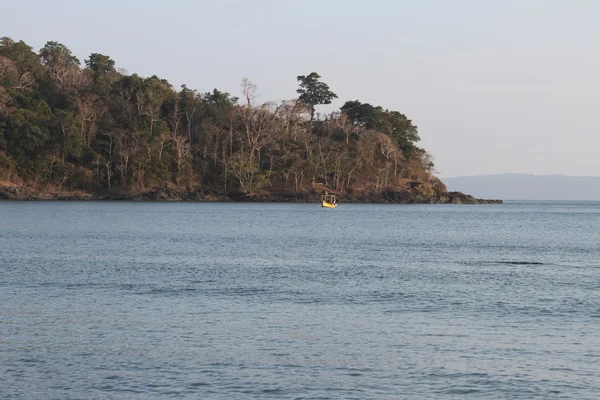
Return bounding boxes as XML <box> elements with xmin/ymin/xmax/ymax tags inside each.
<box><xmin>440</xmin><ymin>173</ymin><xmax>600</xmax><ymax>179</ymax></box>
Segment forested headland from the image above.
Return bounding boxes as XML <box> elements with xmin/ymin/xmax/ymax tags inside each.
<box><xmin>0</xmin><ymin>37</ymin><xmax>499</xmax><ymax>203</ymax></box>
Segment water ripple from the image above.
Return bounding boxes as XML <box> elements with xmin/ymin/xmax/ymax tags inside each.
<box><xmin>2</xmin><ymin>202</ymin><xmax>600</xmax><ymax>399</ymax></box>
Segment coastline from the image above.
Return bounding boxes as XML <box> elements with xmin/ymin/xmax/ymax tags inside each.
<box><xmin>0</xmin><ymin>183</ymin><xmax>502</xmax><ymax>204</ymax></box>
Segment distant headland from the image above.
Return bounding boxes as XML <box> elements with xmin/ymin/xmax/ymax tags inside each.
<box><xmin>0</xmin><ymin>37</ymin><xmax>500</xmax><ymax>205</ymax></box>
<box><xmin>444</xmin><ymin>173</ymin><xmax>600</xmax><ymax>201</ymax></box>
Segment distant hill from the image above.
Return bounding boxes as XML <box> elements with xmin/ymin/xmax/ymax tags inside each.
<box><xmin>442</xmin><ymin>174</ymin><xmax>600</xmax><ymax>201</ymax></box>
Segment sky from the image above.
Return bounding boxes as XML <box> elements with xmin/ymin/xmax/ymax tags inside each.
<box><xmin>4</xmin><ymin>0</ymin><xmax>600</xmax><ymax>177</ymax></box>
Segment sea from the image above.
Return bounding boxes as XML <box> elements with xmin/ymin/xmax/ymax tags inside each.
<box><xmin>1</xmin><ymin>201</ymin><xmax>599</xmax><ymax>399</ymax></box>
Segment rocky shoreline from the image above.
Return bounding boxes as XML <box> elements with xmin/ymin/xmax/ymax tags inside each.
<box><xmin>0</xmin><ymin>184</ymin><xmax>502</xmax><ymax>204</ymax></box>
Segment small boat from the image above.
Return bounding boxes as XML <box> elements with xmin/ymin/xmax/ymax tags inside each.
<box><xmin>322</xmin><ymin>194</ymin><xmax>337</xmax><ymax>208</ymax></box>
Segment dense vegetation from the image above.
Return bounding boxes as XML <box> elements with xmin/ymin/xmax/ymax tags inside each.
<box><xmin>0</xmin><ymin>37</ymin><xmax>450</xmax><ymax>200</ymax></box>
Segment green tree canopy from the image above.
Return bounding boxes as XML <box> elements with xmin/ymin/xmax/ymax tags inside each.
<box><xmin>0</xmin><ymin>37</ymin><xmax>41</xmax><ymax>79</ymax></box>
<box><xmin>341</xmin><ymin>100</ymin><xmax>420</xmax><ymax>153</ymax></box>
<box><xmin>340</xmin><ymin>100</ymin><xmax>381</xmax><ymax>128</ymax></box>
<box><xmin>39</xmin><ymin>41</ymin><xmax>79</xmax><ymax>67</ymax></box>
<box><xmin>296</xmin><ymin>72</ymin><xmax>337</xmax><ymax>123</ymax></box>
<box><xmin>85</xmin><ymin>53</ymin><xmax>116</xmax><ymax>89</ymax></box>
<box><xmin>0</xmin><ymin>37</ymin><xmax>442</xmax><ymax>198</ymax></box>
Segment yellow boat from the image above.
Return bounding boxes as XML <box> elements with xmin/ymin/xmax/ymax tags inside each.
<box><xmin>322</xmin><ymin>194</ymin><xmax>337</xmax><ymax>208</ymax></box>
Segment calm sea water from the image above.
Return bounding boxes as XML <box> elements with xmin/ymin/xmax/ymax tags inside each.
<box><xmin>1</xmin><ymin>201</ymin><xmax>600</xmax><ymax>399</ymax></box>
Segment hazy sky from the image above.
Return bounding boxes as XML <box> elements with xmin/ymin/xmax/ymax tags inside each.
<box><xmin>4</xmin><ymin>0</ymin><xmax>599</xmax><ymax>177</ymax></box>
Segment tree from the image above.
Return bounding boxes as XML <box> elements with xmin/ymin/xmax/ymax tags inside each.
<box><xmin>378</xmin><ymin>110</ymin><xmax>420</xmax><ymax>153</ymax></box>
<box><xmin>241</xmin><ymin>78</ymin><xmax>257</xmax><ymax>107</ymax></box>
<box><xmin>39</xmin><ymin>41</ymin><xmax>82</xmax><ymax>95</ymax></box>
<box><xmin>225</xmin><ymin>153</ymin><xmax>270</xmax><ymax>194</ymax></box>
<box><xmin>296</xmin><ymin>72</ymin><xmax>337</xmax><ymax>124</ymax></box>
<box><xmin>0</xmin><ymin>37</ymin><xmax>442</xmax><ymax>201</ymax></box>
<box><xmin>178</xmin><ymin>85</ymin><xmax>200</xmax><ymax>145</ymax></box>
<box><xmin>341</xmin><ymin>100</ymin><xmax>420</xmax><ymax>153</ymax></box>
<box><xmin>0</xmin><ymin>56</ymin><xmax>20</xmax><ymax>85</ymax></box>
<box><xmin>0</xmin><ymin>38</ymin><xmax>40</xmax><ymax>75</ymax></box>
<box><xmin>85</xmin><ymin>53</ymin><xmax>116</xmax><ymax>92</ymax></box>
<box><xmin>39</xmin><ymin>41</ymin><xmax>79</xmax><ymax>67</ymax></box>
<box><xmin>3</xmin><ymin>98</ymin><xmax>53</xmax><ymax>177</ymax></box>
<box><xmin>0</xmin><ymin>38</ymin><xmax>39</xmax><ymax>94</ymax></box>
<box><xmin>340</xmin><ymin>100</ymin><xmax>380</xmax><ymax>128</ymax></box>
<box><xmin>85</xmin><ymin>53</ymin><xmax>115</xmax><ymax>77</ymax></box>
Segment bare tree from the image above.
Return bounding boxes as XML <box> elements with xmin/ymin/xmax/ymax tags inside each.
<box><xmin>241</xmin><ymin>78</ymin><xmax>257</xmax><ymax>107</ymax></box>
<box><xmin>116</xmin><ymin>131</ymin><xmax>141</xmax><ymax>185</ymax></box>
<box><xmin>76</xmin><ymin>95</ymin><xmax>105</xmax><ymax>145</ymax></box>
<box><xmin>0</xmin><ymin>56</ymin><xmax>34</xmax><ymax>111</ymax></box>
<box><xmin>104</xmin><ymin>132</ymin><xmax>117</xmax><ymax>190</ymax></box>
<box><xmin>225</xmin><ymin>153</ymin><xmax>266</xmax><ymax>193</ymax></box>
<box><xmin>239</xmin><ymin>101</ymin><xmax>282</xmax><ymax>165</ymax></box>
<box><xmin>169</xmin><ymin>101</ymin><xmax>191</xmax><ymax>183</ymax></box>
<box><xmin>172</xmin><ymin>133</ymin><xmax>191</xmax><ymax>178</ymax></box>
<box><xmin>0</xmin><ymin>56</ymin><xmax>18</xmax><ymax>82</ymax></box>
<box><xmin>0</xmin><ymin>87</ymin><xmax>10</xmax><ymax>113</ymax></box>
